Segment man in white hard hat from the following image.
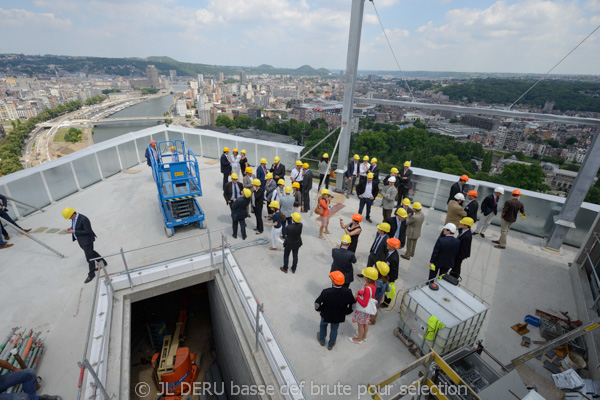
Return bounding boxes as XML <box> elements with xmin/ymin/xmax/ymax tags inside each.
<box><xmin>473</xmin><ymin>187</ymin><xmax>504</xmax><ymax>238</ymax></box>
<box><xmin>428</xmin><ymin>223</ymin><xmax>460</xmax><ymax>281</ymax></box>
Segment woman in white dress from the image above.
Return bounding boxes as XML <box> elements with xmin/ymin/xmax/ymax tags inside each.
<box><xmin>229</xmin><ymin>148</ymin><xmax>241</xmax><ymax>177</ymax></box>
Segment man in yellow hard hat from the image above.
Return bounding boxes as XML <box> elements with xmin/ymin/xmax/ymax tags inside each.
<box><xmin>256</xmin><ymin>158</ymin><xmax>269</xmax><ymax>188</ymax></box>
<box><xmin>344</xmin><ymin>154</ymin><xmax>360</xmax><ymax>198</ymax></box>
<box><xmin>270</xmin><ymin>156</ymin><xmax>285</xmax><ymax>182</ymax></box>
<box><xmin>220</xmin><ymin>147</ymin><xmax>232</xmax><ymax>189</ymax></box>
<box><xmin>369</xmin><ymin>158</ymin><xmax>380</xmax><ymax>186</ymax></box>
<box><xmin>359</xmin><ymin>155</ymin><xmax>371</xmax><ymax>185</ymax></box>
<box><xmin>367</xmin><ymin>222</ymin><xmax>390</xmax><ymax>267</ymax></box>
<box><xmin>223</xmin><ymin>173</ymin><xmax>244</xmax><ymax>209</ymax></box>
<box><xmin>290</xmin><ymin>160</ymin><xmax>304</xmax><ymax>191</ymax></box>
<box><xmin>243</xmin><ymin>167</ymin><xmax>255</xmax><ymax>218</ymax></box>
<box><xmin>315</xmin><ymin>271</ymin><xmax>356</xmax><ymax>350</ymax></box>
<box><xmin>251</xmin><ymin>178</ymin><xmax>264</xmax><ymax>234</ymax></box>
<box><xmin>170</xmin><ymin>145</ymin><xmax>180</xmax><ymax>163</ymax></box>
<box><xmin>402</xmin><ymin>202</ymin><xmax>425</xmax><ymax>260</ymax></box>
<box><xmin>386</xmin><ymin>207</ymin><xmax>407</xmax><ymax>249</ymax></box>
<box><xmin>281</xmin><ymin>212</ymin><xmax>303</xmax><ymax>273</ymax></box>
<box><xmin>301</xmin><ymin>163</ymin><xmax>313</xmax><ymax>213</ymax></box>
<box><xmin>397</xmin><ymin>161</ymin><xmax>412</xmax><ymax>205</ymax></box>
<box><xmin>330</xmin><ymin>235</ymin><xmax>357</xmax><ymax>288</ymax></box>
<box><xmin>231</xmin><ymin>188</ymin><xmax>252</xmax><ymax>240</ymax></box>
<box><xmin>63</xmin><ymin>207</ymin><xmax>106</xmax><ymax>284</ymax></box>
<box><xmin>318</xmin><ymin>153</ymin><xmax>331</xmax><ymax>189</ymax></box>
<box><xmin>357</xmin><ymin>172</ymin><xmax>378</xmax><ymax>223</ymax></box>
<box><xmin>451</xmin><ymin>217</ymin><xmax>474</xmax><ymax>279</ymax></box>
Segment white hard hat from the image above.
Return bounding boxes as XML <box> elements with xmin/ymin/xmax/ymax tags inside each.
<box><xmin>388</xmin><ymin>177</ymin><xmax>396</xmax><ymax>183</ymax></box>
<box><xmin>494</xmin><ymin>187</ymin><xmax>505</xmax><ymax>194</ymax></box>
<box><xmin>443</xmin><ymin>223</ymin><xmax>457</xmax><ymax>234</ymax></box>
<box><xmin>454</xmin><ymin>193</ymin><xmax>465</xmax><ymax>201</ymax></box>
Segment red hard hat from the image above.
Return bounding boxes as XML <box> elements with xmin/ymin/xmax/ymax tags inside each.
<box><xmin>460</xmin><ymin>175</ymin><xmax>469</xmax><ymax>182</ymax></box>
<box><xmin>513</xmin><ymin>189</ymin><xmax>521</xmax><ymax>196</ymax></box>
<box><xmin>351</xmin><ymin>213</ymin><xmax>363</xmax><ymax>222</ymax></box>
<box><xmin>468</xmin><ymin>190</ymin><xmax>478</xmax><ymax>197</ymax></box>
<box><xmin>329</xmin><ymin>271</ymin><xmax>345</xmax><ymax>286</ymax></box>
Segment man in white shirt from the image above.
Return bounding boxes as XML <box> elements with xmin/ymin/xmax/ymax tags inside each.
<box><xmin>344</xmin><ymin>154</ymin><xmax>360</xmax><ymax>198</ymax></box>
<box><xmin>357</xmin><ymin>173</ymin><xmax>379</xmax><ymax>223</ymax></box>
<box><xmin>290</xmin><ymin>160</ymin><xmax>304</xmax><ymax>190</ymax></box>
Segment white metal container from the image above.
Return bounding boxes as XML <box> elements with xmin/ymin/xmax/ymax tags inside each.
<box><xmin>398</xmin><ymin>280</ymin><xmax>490</xmax><ymax>356</ymax></box>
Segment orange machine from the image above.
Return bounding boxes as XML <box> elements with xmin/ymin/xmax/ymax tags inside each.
<box><xmin>151</xmin><ymin>322</ymin><xmax>200</xmax><ymax>399</ymax></box>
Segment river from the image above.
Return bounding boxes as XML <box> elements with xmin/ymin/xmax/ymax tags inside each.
<box><xmin>92</xmin><ymin>84</ymin><xmax>188</xmax><ymax>143</ymax></box>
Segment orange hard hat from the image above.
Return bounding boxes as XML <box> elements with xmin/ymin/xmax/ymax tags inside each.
<box><xmin>329</xmin><ymin>271</ymin><xmax>345</xmax><ymax>286</ymax></box>
<box><xmin>387</xmin><ymin>238</ymin><xmax>401</xmax><ymax>249</ymax></box>
<box><xmin>513</xmin><ymin>189</ymin><xmax>521</xmax><ymax>195</ymax></box>
<box><xmin>150</xmin><ymin>140</ymin><xmax>156</xmax><ymax>145</ymax></box>
<box><xmin>351</xmin><ymin>213</ymin><xmax>363</xmax><ymax>222</ymax></box>
<box><xmin>460</xmin><ymin>175</ymin><xmax>469</xmax><ymax>182</ymax></box>
<box><xmin>468</xmin><ymin>190</ymin><xmax>478</xmax><ymax>197</ymax></box>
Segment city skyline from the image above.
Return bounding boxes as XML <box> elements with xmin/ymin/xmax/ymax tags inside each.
<box><xmin>0</xmin><ymin>0</ymin><xmax>599</xmax><ymax>75</ymax></box>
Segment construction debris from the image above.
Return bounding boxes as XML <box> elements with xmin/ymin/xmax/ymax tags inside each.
<box><xmin>512</xmin><ymin>322</ymin><xmax>529</xmax><ymax>335</ymax></box>
<box><xmin>551</xmin><ymin>369</ymin><xmax>584</xmax><ymax>390</ymax></box>
<box><xmin>521</xmin><ymin>336</ymin><xmax>531</xmax><ymax>347</ymax></box>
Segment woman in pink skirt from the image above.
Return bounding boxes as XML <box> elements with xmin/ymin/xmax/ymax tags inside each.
<box><xmin>349</xmin><ymin>267</ymin><xmax>378</xmax><ymax>344</ymax></box>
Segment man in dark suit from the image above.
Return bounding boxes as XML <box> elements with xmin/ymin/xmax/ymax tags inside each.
<box><xmin>270</xmin><ymin>157</ymin><xmax>286</xmax><ymax>182</ymax></box>
<box><xmin>369</xmin><ymin>158</ymin><xmax>380</xmax><ymax>186</ymax></box>
<box><xmin>281</xmin><ymin>212</ymin><xmax>303</xmax><ymax>273</ymax></box>
<box><xmin>252</xmin><ymin>179</ymin><xmax>264</xmax><ymax>234</ymax></box>
<box><xmin>386</xmin><ymin>208</ymin><xmax>407</xmax><ymax>249</ymax></box>
<box><xmin>451</xmin><ymin>218</ymin><xmax>473</xmax><ymax>279</ymax></box>
<box><xmin>344</xmin><ymin>155</ymin><xmax>360</xmax><ymax>198</ymax></box>
<box><xmin>429</xmin><ymin>223</ymin><xmax>460</xmax><ymax>281</ymax></box>
<box><xmin>0</xmin><ymin>193</ymin><xmax>32</xmax><ymax>240</ymax></box>
<box><xmin>366</xmin><ymin>222</ymin><xmax>390</xmax><ymax>267</ymax></box>
<box><xmin>220</xmin><ymin>147</ymin><xmax>232</xmax><ymax>189</ymax></box>
<box><xmin>231</xmin><ymin>189</ymin><xmax>252</xmax><ymax>240</ymax></box>
<box><xmin>64</xmin><ymin>208</ymin><xmax>106</xmax><ymax>284</ymax></box>
<box><xmin>144</xmin><ymin>140</ymin><xmax>159</xmax><ymax>166</ymax></box>
<box><xmin>314</xmin><ymin>271</ymin><xmax>356</xmax><ymax>350</ymax></box>
<box><xmin>384</xmin><ymin>238</ymin><xmax>400</xmax><ymax>283</ymax></box>
<box><xmin>223</xmin><ymin>173</ymin><xmax>244</xmax><ymax>208</ymax></box>
<box><xmin>301</xmin><ymin>163</ymin><xmax>313</xmax><ymax>212</ymax></box>
<box><xmin>464</xmin><ymin>190</ymin><xmax>479</xmax><ymax>222</ymax></box>
<box><xmin>448</xmin><ymin>175</ymin><xmax>469</xmax><ymax>204</ymax></box>
<box><xmin>474</xmin><ymin>187</ymin><xmax>504</xmax><ymax>238</ymax></box>
<box><xmin>330</xmin><ymin>235</ymin><xmax>357</xmax><ymax>288</ymax></box>
<box><xmin>397</xmin><ymin>161</ymin><xmax>413</xmax><ymax>204</ymax></box>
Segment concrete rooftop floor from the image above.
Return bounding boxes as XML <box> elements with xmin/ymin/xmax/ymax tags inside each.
<box><xmin>0</xmin><ymin>156</ymin><xmax>580</xmax><ymax>399</ymax></box>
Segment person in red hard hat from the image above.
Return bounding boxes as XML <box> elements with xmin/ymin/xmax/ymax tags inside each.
<box><xmin>447</xmin><ymin>174</ymin><xmax>469</xmax><ymax>204</ymax></box>
<box><xmin>493</xmin><ymin>189</ymin><xmax>526</xmax><ymax>249</ymax></box>
<box><xmin>314</xmin><ymin>271</ymin><xmax>356</xmax><ymax>350</ymax></box>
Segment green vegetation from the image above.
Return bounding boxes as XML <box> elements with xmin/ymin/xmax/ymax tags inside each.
<box><xmin>101</xmin><ymin>89</ymin><xmax>121</xmax><ymax>95</ymax></box>
<box><xmin>223</xmin><ymin>79</ymin><xmax>238</xmax><ymax>84</ymax></box>
<box><xmin>53</xmin><ymin>128</ymin><xmax>68</xmax><ymax>142</ymax></box>
<box><xmin>134</xmin><ymin>87</ymin><xmax>159</xmax><ymax>95</ymax></box>
<box><xmin>64</xmin><ymin>127</ymin><xmax>83</xmax><ymax>143</ymax></box>
<box><xmin>439</xmin><ymin>78</ymin><xmax>600</xmax><ymax>112</ymax></box>
<box><xmin>0</xmin><ymin>100</ymin><xmax>82</xmax><ymax>175</ymax></box>
<box><xmin>215</xmin><ymin>115</ymin><xmax>234</xmax><ymax>129</ymax></box>
<box><xmin>84</xmin><ymin>95</ymin><xmax>104</xmax><ymax>106</ymax></box>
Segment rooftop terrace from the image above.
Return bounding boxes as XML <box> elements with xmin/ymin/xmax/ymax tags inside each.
<box><xmin>0</xmin><ymin>125</ymin><xmax>598</xmax><ymax>399</ymax></box>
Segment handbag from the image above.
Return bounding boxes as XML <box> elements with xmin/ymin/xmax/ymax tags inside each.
<box><xmin>355</xmin><ymin>286</ymin><xmax>377</xmax><ymax>315</ymax></box>
<box><xmin>314</xmin><ymin>203</ymin><xmax>324</xmax><ymax>216</ymax></box>
<box><xmin>330</xmin><ymin>170</ymin><xmax>336</xmax><ymax>178</ymax></box>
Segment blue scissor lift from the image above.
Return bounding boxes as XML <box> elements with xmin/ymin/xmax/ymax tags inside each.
<box><xmin>148</xmin><ymin>140</ymin><xmax>206</xmax><ymax>237</ymax></box>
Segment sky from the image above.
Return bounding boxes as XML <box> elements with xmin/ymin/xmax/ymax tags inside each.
<box><xmin>1</xmin><ymin>0</ymin><xmax>599</xmax><ymax>74</ymax></box>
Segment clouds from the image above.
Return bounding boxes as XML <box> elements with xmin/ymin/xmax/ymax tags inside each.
<box><xmin>0</xmin><ymin>0</ymin><xmax>598</xmax><ymax>74</ymax></box>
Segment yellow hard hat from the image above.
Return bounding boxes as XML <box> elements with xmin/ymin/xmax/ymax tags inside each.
<box><xmin>412</xmin><ymin>202</ymin><xmax>422</xmax><ymax>210</ymax></box>
<box><xmin>252</xmin><ymin>179</ymin><xmax>261</xmax><ymax>186</ymax></box>
<box><xmin>361</xmin><ymin>267</ymin><xmax>379</xmax><ymax>281</ymax></box>
<box><xmin>245</xmin><ymin>167</ymin><xmax>253</xmax><ymax>173</ymax></box>
<box><xmin>391</xmin><ymin>167</ymin><xmax>399</xmax><ymax>174</ymax></box>
<box><xmin>243</xmin><ymin>188</ymin><xmax>252</xmax><ymax>198</ymax></box>
<box><xmin>260</xmin><ymin>158</ymin><xmax>267</xmax><ymax>164</ymax></box>
<box><xmin>402</xmin><ymin>198</ymin><xmax>411</xmax><ymax>206</ymax></box>
<box><xmin>295</xmin><ymin>160</ymin><xmax>303</xmax><ymax>166</ymax></box>
<box><xmin>276</xmin><ymin>179</ymin><xmax>285</xmax><ymax>185</ymax></box>
<box><xmin>292</xmin><ymin>182</ymin><xmax>300</xmax><ymax>189</ymax></box>
<box><xmin>233</xmin><ymin>148</ymin><xmax>238</xmax><ymax>152</ymax></box>
<box><xmin>274</xmin><ymin>156</ymin><xmax>280</xmax><ymax>163</ymax></box>
<box><xmin>241</xmin><ymin>149</ymin><xmax>247</xmax><ymax>154</ymax></box>
<box><xmin>375</xmin><ymin>261</ymin><xmax>390</xmax><ymax>277</ymax></box>
<box><xmin>323</xmin><ymin>153</ymin><xmax>329</xmax><ymax>158</ymax></box>
<box><xmin>377</xmin><ymin>222</ymin><xmax>391</xmax><ymax>233</ymax></box>
<box><xmin>223</xmin><ymin>147</ymin><xmax>229</xmax><ymax>152</ymax></box>
<box><xmin>265</xmin><ymin>172</ymin><xmax>273</xmax><ymax>179</ymax></box>
<box><xmin>269</xmin><ymin>201</ymin><xmax>280</xmax><ymax>209</ymax></box>
<box><xmin>353</xmin><ymin>154</ymin><xmax>359</xmax><ymax>160</ymax></box>
<box><xmin>371</xmin><ymin>158</ymin><xmax>377</xmax><ymax>163</ymax></box>
<box><xmin>291</xmin><ymin>212</ymin><xmax>301</xmax><ymax>223</ymax></box>
<box><xmin>367</xmin><ymin>172</ymin><xmax>374</xmax><ymax>179</ymax></box>
<box><xmin>62</xmin><ymin>207</ymin><xmax>75</xmax><ymax>220</ymax></box>
<box><xmin>363</xmin><ymin>155</ymin><xmax>369</xmax><ymax>161</ymax></box>
<box><xmin>460</xmin><ymin>217</ymin><xmax>474</xmax><ymax>227</ymax></box>
<box><xmin>396</xmin><ymin>208</ymin><xmax>408</xmax><ymax>218</ymax></box>
<box><xmin>341</xmin><ymin>234</ymin><xmax>352</xmax><ymax>245</ymax></box>
<box><xmin>404</xmin><ymin>161</ymin><xmax>410</xmax><ymax>167</ymax></box>
<box><xmin>284</xmin><ymin>186</ymin><xmax>292</xmax><ymax>194</ymax></box>
<box><xmin>171</xmin><ymin>146</ymin><xmax>175</xmax><ymax>151</ymax></box>
<box><xmin>231</xmin><ymin>173</ymin><xmax>239</xmax><ymax>180</ymax></box>
<box><xmin>302</xmin><ymin>163</ymin><xmax>309</xmax><ymax>168</ymax></box>
<box><xmin>321</xmin><ymin>188</ymin><xmax>330</xmax><ymax>195</ymax></box>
